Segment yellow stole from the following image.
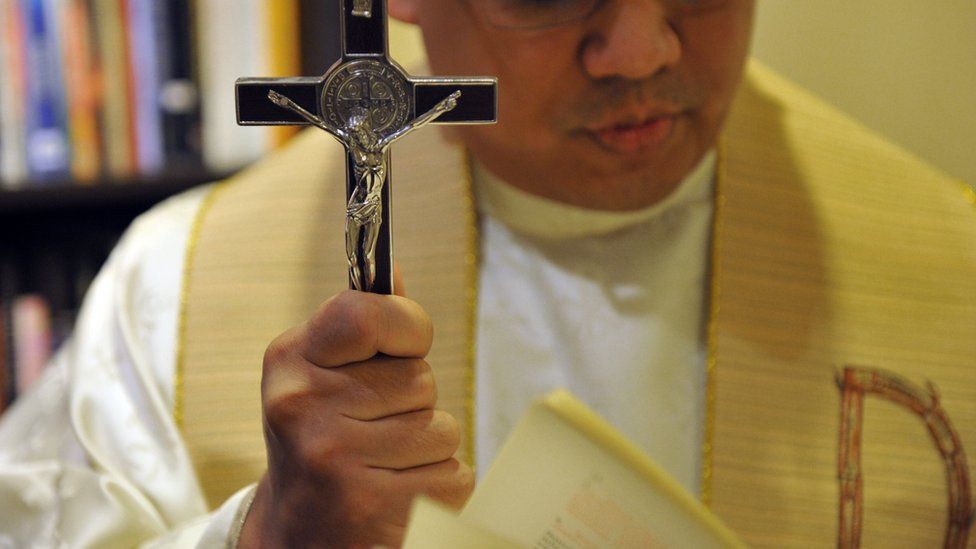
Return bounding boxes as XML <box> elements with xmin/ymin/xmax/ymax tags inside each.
<box><xmin>178</xmin><ymin>62</ymin><xmax>976</xmax><ymax>547</ymax></box>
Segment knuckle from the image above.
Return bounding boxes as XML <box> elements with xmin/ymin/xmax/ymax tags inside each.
<box><xmin>407</xmin><ymin>410</ymin><xmax>460</xmax><ymax>460</ymax></box>
<box><xmin>310</xmin><ymin>291</ymin><xmax>380</xmax><ymax>361</ymax></box>
<box><xmin>343</xmin><ymin>486</ymin><xmax>387</xmax><ymax>526</ymax></box>
<box><xmin>457</xmin><ymin>462</ymin><xmax>476</xmax><ymax>496</ymax></box>
<box><xmin>304</xmin><ymin>432</ymin><xmax>348</xmax><ymax>470</ymax></box>
<box><xmin>424</xmin><ymin>459</ymin><xmax>475</xmax><ymax>508</ymax></box>
<box><xmin>263</xmin><ymin>390</ymin><xmax>305</xmax><ymax>437</ymax></box>
<box><xmin>432</xmin><ymin>410</ymin><xmax>461</xmax><ymax>452</ymax></box>
<box><xmin>406</xmin><ymin>359</ymin><xmax>437</xmax><ymax>406</ymax></box>
<box><xmin>417</xmin><ymin>307</ymin><xmax>434</xmax><ymax>347</ymax></box>
<box><xmin>341</xmin><ymin>294</ymin><xmax>380</xmax><ymax>351</ymax></box>
<box><xmin>262</xmin><ymin>329</ymin><xmax>296</xmax><ymax>371</ymax></box>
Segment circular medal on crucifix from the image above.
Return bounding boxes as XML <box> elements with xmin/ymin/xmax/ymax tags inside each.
<box><xmin>322</xmin><ymin>59</ymin><xmax>412</xmax><ymax>137</ymax></box>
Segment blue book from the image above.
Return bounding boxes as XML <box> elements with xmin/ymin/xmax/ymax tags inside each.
<box><xmin>22</xmin><ymin>0</ymin><xmax>70</xmax><ymax>181</ymax></box>
<box><xmin>126</xmin><ymin>0</ymin><xmax>164</xmax><ymax>174</ymax></box>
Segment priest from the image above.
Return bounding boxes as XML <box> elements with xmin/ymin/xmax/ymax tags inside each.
<box><xmin>1</xmin><ymin>0</ymin><xmax>974</xmax><ymax>547</ymax></box>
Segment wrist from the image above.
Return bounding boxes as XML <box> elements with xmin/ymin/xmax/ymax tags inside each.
<box><xmin>236</xmin><ymin>476</ymin><xmax>274</xmax><ymax>549</ymax></box>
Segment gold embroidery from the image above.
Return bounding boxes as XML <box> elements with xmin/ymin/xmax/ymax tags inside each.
<box><xmin>174</xmin><ymin>181</ymin><xmax>229</xmax><ymax>427</ymax></box>
<box><xmin>701</xmin><ymin>139</ymin><xmax>727</xmax><ymax>506</ymax></box>
<box><xmin>835</xmin><ymin>366</ymin><xmax>973</xmax><ymax>548</ymax></box>
<box><xmin>960</xmin><ymin>181</ymin><xmax>976</xmax><ymax>209</ymax></box>
<box><xmin>462</xmin><ymin>150</ymin><xmax>480</xmax><ymax>470</ymax></box>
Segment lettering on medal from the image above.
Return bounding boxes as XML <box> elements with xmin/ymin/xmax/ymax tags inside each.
<box><xmin>322</xmin><ymin>60</ymin><xmax>411</xmax><ymax>138</ymax></box>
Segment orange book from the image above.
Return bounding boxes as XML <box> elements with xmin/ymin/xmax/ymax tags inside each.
<box><xmin>61</xmin><ymin>0</ymin><xmax>102</xmax><ymax>183</ymax></box>
<box><xmin>0</xmin><ymin>0</ymin><xmax>29</xmax><ymax>186</ymax></box>
<box><xmin>118</xmin><ymin>0</ymin><xmax>139</xmax><ymax>173</ymax></box>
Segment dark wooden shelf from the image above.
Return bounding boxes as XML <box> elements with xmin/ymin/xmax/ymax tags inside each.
<box><xmin>0</xmin><ymin>170</ymin><xmax>233</xmax><ymax>216</ymax></box>
<box><xmin>0</xmin><ymin>170</ymin><xmax>237</xmax><ymax>306</ymax></box>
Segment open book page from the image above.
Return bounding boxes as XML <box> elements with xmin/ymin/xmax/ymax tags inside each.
<box><xmin>403</xmin><ymin>497</ymin><xmax>524</xmax><ymax>549</ymax></box>
<box><xmin>457</xmin><ymin>389</ymin><xmax>747</xmax><ymax>548</ymax></box>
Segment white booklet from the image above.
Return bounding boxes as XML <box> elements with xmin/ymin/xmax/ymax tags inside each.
<box><xmin>403</xmin><ymin>389</ymin><xmax>747</xmax><ymax>548</ymax></box>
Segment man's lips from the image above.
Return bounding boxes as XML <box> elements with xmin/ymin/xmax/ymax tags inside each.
<box><xmin>584</xmin><ymin>115</ymin><xmax>676</xmax><ymax>155</ymax></box>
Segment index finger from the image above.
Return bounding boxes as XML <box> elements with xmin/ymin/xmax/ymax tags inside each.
<box><xmin>301</xmin><ymin>290</ymin><xmax>434</xmax><ymax>367</ymax></box>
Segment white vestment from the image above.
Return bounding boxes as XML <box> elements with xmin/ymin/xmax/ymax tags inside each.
<box><xmin>0</xmin><ymin>154</ymin><xmax>715</xmax><ymax>546</ymax></box>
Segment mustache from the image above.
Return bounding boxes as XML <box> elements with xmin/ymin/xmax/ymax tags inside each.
<box><xmin>568</xmin><ymin>73</ymin><xmax>705</xmax><ymax>126</ymax></box>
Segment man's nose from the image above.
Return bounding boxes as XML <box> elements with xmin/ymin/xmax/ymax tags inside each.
<box><xmin>581</xmin><ymin>0</ymin><xmax>681</xmax><ymax>80</ymax></box>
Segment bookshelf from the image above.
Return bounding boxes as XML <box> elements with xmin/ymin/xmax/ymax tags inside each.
<box><xmin>0</xmin><ymin>0</ymin><xmax>340</xmax><ymax>412</ymax></box>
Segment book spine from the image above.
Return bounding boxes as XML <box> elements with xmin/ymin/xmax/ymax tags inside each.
<box><xmin>59</xmin><ymin>0</ymin><xmax>102</xmax><ymax>182</ymax></box>
<box><xmin>125</xmin><ymin>0</ymin><xmax>164</xmax><ymax>174</ymax></box>
<box><xmin>0</xmin><ymin>0</ymin><xmax>29</xmax><ymax>188</ymax></box>
<box><xmin>0</xmin><ymin>256</ymin><xmax>16</xmax><ymax>410</ymax></box>
<box><xmin>0</xmin><ymin>250</ymin><xmax>11</xmax><ymax>413</ymax></box>
<box><xmin>91</xmin><ymin>0</ymin><xmax>132</xmax><ymax>177</ymax></box>
<box><xmin>11</xmin><ymin>294</ymin><xmax>51</xmax><ymax>396</ymax></box>
<box><xmin>117</xmin><ymin>0</ymin><xmax>138</xmax><ymax>173</ymax></box>
<box><xmin>156</xmin><ymin>0</ymin><xmax>202</xmax><ymax>168</ymax></box>
<box><xmin>197</xmin><ymin>0</ymin><xmax>268</xmax><ymax>172</ymax></box>
<box><xmin>22</xmin><ymin>0</ymin><xmax>71</xmax><ymax>181</ymax></box>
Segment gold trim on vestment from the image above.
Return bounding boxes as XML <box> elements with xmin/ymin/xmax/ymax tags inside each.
<box><xmin>174</xmin><ymin>181</ymin><xmax>229</xmax><ymax>427</ymax></box>
<box><xmin>701</xmin><ymin>138</ymin><xmax>727</xmax><ymax>506</ymax></box>
<box><xmin>961</xmin><ymin>182</ymin><xmax>976</xmax><ymax>209</ymax></box>
<box><xmin>462</xmin><ymin>150</ymin><xmax>480</xmax><ymax>470</ymax></box>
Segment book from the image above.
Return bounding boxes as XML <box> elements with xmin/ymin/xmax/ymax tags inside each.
<box><xmin>91</xmin><ymin>0</ymin><xmax>133</xmax><ymax>177</ymax></box>
<box><xmin>58</xmin><ymin>0</ymin><xmax>102</xmax><ymax>182</ymax></box>
<box><xmin>0</xmin><ymin>256</ymin><xmax>17</xmax><ymax>411</ymax></box>
<box><xmin>0</xmin><ymin>0</ymin><xmax>29</xmax><ymax>187</ymax></box>
<box><xmin>124</xmin><ymin>0</ymin><xmax>165</xmax><ymax>174</ymax></box>
<box><xmin>156</xmin><ymin>0</ymin><xmax>202</xmax><ymax>167</ymax></box>
<box><xmin>195</xmin><ymin>0</ymin><xmax>303</xmax><ymax>170</ymax></box>
<box><xmin>11</xmin><ymin>294</ymin><xmax>51</xmax><ymax>396</ymax></box>
<box><xmin>403</xmin><ymin>390</ymin><xmax>748</xmax><ymax>549</ymax></box>
<box><xmin>22</xmin><ymin>0</ymin><xmax>72</xmax><ymax>180</ymax></box>
<box><xmin>196</xmin><ymin>0</ymin><xmax>269</xmax><ymax>172</ymax></box>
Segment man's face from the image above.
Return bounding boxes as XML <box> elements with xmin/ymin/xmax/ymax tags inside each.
<box><xmin>392</xmin><ymin>0</ymin><xmax>755</xmax><ymax>210</ymax></box>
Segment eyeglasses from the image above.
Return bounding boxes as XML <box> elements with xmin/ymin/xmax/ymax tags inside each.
<box><xmin>472</xmin><ymin>0</ymin><xmax>603</xmax><ymax>30</ymax></box>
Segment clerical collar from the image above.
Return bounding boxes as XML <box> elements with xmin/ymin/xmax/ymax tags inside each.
<box><xmin>472</xmin><ymin>150</ymin><xmax>717</xmax><ymax>239</ymax></box>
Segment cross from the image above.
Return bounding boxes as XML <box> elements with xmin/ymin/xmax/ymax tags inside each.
<box><xmin>235</xmin><ymin>0</ymin><xmax>497</xmax><ymax>294</ymax></box>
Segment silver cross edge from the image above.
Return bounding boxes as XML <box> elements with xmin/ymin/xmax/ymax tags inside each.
<box><xmin>235</xmin><ymin>0</ymin><xmax>497</xmax><ymax>294</ymax></box>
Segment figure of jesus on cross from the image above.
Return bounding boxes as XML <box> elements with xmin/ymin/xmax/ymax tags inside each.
<box><xmin>236</xmin><ymin>0</ymin><xmax>496</xmax><ymax>294</ymax></box>
<box><xmin>267</xmin><ymin>89</ymin><xmax>461</xmax><ymax>290</ymax></box>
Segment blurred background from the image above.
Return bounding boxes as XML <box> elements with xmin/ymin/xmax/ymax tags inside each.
<box><xmin>752</xmin><ymin>0</ymin><xmax>975</xmax><ymax>187</ymax></box>
<box><xmin>0</xmin><ymin>0</ymin><xmax>973</xmax><ymax>413</ymax></box>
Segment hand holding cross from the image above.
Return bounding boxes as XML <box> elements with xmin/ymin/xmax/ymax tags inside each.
<box><xmin>234</xmin><ymin>3</ymin><xmax>496</xmax><ymax>547</ymax></box>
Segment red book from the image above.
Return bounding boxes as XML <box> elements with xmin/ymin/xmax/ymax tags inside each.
<box><xmin>12</xmin><ymin>294</ymin><xmax>52</xmax><ymax>397</ymax></box>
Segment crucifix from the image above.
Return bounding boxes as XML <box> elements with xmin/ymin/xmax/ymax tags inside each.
<box><xmin>235</xmin><ymin>0</ymin><xmax>497</xmax><ymax>294</ymax></box>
